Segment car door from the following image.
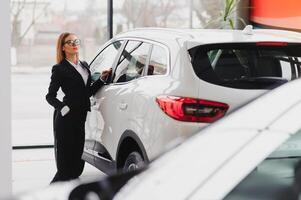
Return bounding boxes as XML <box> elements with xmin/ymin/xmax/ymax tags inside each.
<box><xmin>129</xmin><ymin>43</ymin><xmax>170</xmax><ymax>159</ymax></box>
<box><xmin>85</xmin><ymin>40</ymin><xmax>124</xmax><ymax>158</ymax></box>
<box><xmin>89</xmin><ymin>40</ymin><xmax>152</xmax><ymax>161</ymax></box>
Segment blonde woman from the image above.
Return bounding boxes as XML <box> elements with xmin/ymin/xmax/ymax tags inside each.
<box><xmin>46</xmin><ymin>32</ymin><xmax>111</xmax><ymax>183</ymax></box>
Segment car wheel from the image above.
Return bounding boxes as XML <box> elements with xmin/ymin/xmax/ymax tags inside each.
<box><xmin>123</xmin><ymin>151</ymin><xmax>145</xmax><ymax>172</ymax></box>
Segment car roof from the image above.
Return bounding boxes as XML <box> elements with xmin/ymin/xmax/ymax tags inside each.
<box><xmin>115</xmin><ymin>27</ymin><xmax>301</xmax><ymax>48</ymax></box>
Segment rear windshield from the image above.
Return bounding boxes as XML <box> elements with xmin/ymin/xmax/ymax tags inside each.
<box><xmin>189</xmin><ymin>43</ymin><xmax>301</xmax><ymax>89</ymax></box>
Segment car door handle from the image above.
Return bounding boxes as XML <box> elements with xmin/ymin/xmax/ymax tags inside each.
<box><xmin>119</xmin><ymin>103</ymin><xmax>128</xmax><ymax>110</ymax></box>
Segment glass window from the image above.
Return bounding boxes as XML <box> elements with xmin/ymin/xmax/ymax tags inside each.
<box><xmin>113</xmin><ymin>41</ymin><xmax>151</xmax><ymax>83</ymax></box>
<box><xmin>90</xmin><ymin>41</ymin><xmax>123</xmax><ymax>81</ymax></box>
<box><xmin>189</xmin><ymin>43</ymin><xmax>301</xmax><ymax>89</ymax></box>
<box><xmin>148</xmin><ymin>45</ymin><xmax>168</xmax><ymax>75</ymax></box>
<box><xmin>11</xmin><ymin>0</ymin><xmax>109</xmax><ymax>147</ymax></box>
<box><xmin>225</xmin><ymin>129</ymin><xmax>301</xmax><ymax>199</ymax></box>
<box><xmin>113</xmin><ymin>0</ymin><xmax>192</xmax><ymax>34</ymax></box>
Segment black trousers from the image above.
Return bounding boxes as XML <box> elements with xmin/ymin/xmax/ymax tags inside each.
<box><xmin>51</xmin><ymin>109</ymin><xmax>87</xmax><ymax>183</ymax></box>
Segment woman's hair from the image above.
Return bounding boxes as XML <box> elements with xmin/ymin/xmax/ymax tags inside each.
<box><xmin>56</xmin><ymin>32</ymin><xmax>77</xmax><ymax>64</ymax></box>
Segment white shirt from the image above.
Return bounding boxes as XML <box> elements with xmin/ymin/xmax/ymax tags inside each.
<box><xmin>66</xmin><ymin>59</ymin><xmax>89</xmax><ymax>85</ymax></box>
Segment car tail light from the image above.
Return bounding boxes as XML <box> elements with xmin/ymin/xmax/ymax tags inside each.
<box><xmin>156</xmin><ymin>96</ymin><xmax>229</xmax><ymax>123</ymax></box>
<box><xmin>256</xmin><ymin>42</ymin><xmax>288</xmax><ymax>46</ymax></box>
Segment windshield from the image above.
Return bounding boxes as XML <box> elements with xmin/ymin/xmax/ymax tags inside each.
<box><xmin>189</xmin><ymin>43</ymin><xmax>301</xmax><ymax>89</ymax></box>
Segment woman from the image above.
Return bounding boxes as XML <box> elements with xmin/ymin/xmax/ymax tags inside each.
<box><xmin>46</xmin><ymin>32</ymin><xmax>111</xmax><ymax>183</ymax></box>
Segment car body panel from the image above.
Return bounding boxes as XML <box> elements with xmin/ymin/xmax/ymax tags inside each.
<box><xmin>94</xmin><ymin>82</ymin><xmax>136</xmax><ymax>159</ymax></box>
<box><xmin>208</xmin><ymin>79</ymin><xmax>301</xmax><ymax>131</ymax></box>
<box><xmin>114</xmin><ymin>78</ymin><xmax>301</xmax><ymax>200</ymax></box>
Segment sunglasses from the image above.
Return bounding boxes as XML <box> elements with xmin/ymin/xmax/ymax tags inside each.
<box><xmin>64</xmin><ymin>39</ymin><xmax>81</xmax><ymax>46</ymax></box>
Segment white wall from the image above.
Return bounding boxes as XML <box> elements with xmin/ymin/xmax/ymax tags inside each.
<box><xmin>0</xmin><ymin>0</ymin><xmax>12</xmax><ymax>197</ymax></box>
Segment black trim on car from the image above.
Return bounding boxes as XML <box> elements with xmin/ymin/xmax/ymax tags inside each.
<box><xmin>83</xmin><ymin>141</ymin><xmax>117</xmax><ymax>175</ymax></box>
<box><xmin>82</xmin><ymin>149</ymin><xmax>117</xmax><ymax>175</ymax></box>
<box><xmin>82</xmin><ymin>151</ymin><xmax>95</xmax><ymax>167</ymax></box>
<box><xmin>94</xmin><ymin>141</ymin><xmax>114</xmax><ymax>161</ymax></box>
<box><xmin>94</xmin><ymin>155</ymin><xmax>116</xmax><ymax>175</ymax></box>
<box><xmin>83</xmin><ymin>131</ymin><xmax>149</xmax><ymax>175</ymax></box>
<box><xmin>116</xmin><ymin>130</ymin><xmax>149</xmax><ymax>164</ymax></box>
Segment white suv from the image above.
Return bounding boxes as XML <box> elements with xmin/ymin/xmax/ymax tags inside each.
<box><xmin>83</xmin><ymin>27</ymin><xmax>301</xmax><ymax>173</ymax></box>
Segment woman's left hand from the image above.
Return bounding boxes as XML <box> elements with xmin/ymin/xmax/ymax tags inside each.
<box><xmin>100</xmin><ymin>68</ymin><xmax>112</xmax><ymax>82</ymax></box>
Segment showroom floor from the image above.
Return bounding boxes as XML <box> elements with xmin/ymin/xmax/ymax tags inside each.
<box><xmin>12</xmin><ymin>148</ymin><xmax>104</xmax><ymax>196</ymax></box>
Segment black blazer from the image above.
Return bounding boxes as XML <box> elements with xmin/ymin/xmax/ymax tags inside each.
<box><xmin>46</xmin><ymin>59</ymin><xmax>104</xmax><ymax>112</ymax></box>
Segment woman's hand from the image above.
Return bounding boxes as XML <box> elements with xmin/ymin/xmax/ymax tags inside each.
<box><xmin>100</xmin><ymin>68</ymin><xmax>112</xmax><ymax>82</ymax></box>
<box><xmin>61</xmin><ymin>105</ymin><xmax>70</xmax><ymax>116</ymax></box>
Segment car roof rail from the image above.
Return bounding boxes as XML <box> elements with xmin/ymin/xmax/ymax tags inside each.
<box><xmin>242</xmin><ymin>25</ymin><xmax>253</xmax><ymax>35</ymax></box>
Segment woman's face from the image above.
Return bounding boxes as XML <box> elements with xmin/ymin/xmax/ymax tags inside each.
<box><xmin>63</xmin><ymin>34</ymin><xmax>80</xmax><ymax>56</ymax></box>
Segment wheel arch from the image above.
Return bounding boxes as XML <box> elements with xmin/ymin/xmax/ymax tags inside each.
<box><xmin>116</xmin><ymin>130</ymin><xmax>149</xmax><ymax>169</ymax></box>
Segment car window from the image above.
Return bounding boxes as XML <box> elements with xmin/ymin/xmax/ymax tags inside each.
<box><xmin>225</xmin><ymin>129</ymin><xmax>301</xmax><ymax>199</ymax></box>
<box><xmin>90</xmin><ymin>41</ymin><xmax>123</xmax><ymax>81</ymax></box>
<box><xmin>148</xmin><ymin>45</ymin><xmax>167</xmax><ymax>75</ymax></box>
<box><xmin>113</xmin><ymin>41</ymin><xmax>151</xmax><ymax>83</ymax></box>
<box><xmin>189</xmin><ymin>43</ymin><xmax>301</xmax><ymax>89</ymax></box>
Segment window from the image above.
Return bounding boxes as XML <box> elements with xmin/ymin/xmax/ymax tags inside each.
<box><xmin>225</xmin><ymin>129</ymin><xmax>301</xmax><ymax>199</ymax></box>
<box><xmin>11</xmin><ymin>0</ymin><xmax>110</xmax><ymax>147</ymax></box>
<box><xmin>189</xmin><ymin>43</ymin><xmax>301</xmax><ymax>89</ymax></box>
<box><xmin>90</xmin><ymin>41</ymin><xmax>123</xmax><ymax>81</ymax></box>
<box><xmin>113</xmin><ymin>41</ymin><xmax>151</xmax><ymax>83</ymax></box>
<box><xmin>148</xmin><ymin>45</ymin><xmax>168</xmax><ymax>75</ymax></box>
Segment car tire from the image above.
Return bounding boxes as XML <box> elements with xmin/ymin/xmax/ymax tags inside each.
<box><xmin>123</xmin><ymin>151</ymin><xmax>145</xmax><ymax>172</ymax></box>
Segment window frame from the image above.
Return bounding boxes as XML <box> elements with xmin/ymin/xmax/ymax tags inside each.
<box><xmin>147</xmin><ymin>43</ymin><xmax>169</xmax><ymax>76</ymax></box>
<box><xmin>188</xmin><ymin>42</ymin><xmax>301</xmax><ymax>89</ymax></box>
<box><xmin>113</xmin><ymin>40</ymin><xmax>152</xmax><ymax>83</ymax></box>
<box><xmin>89</xmin><ymin>39</ymin><xmax>126</xmax><ymax>82</ymax></box>
<box><xmin>111</xmin><ymin>37</ymin><xmax>171</xmax><ymax>85</ymax></box>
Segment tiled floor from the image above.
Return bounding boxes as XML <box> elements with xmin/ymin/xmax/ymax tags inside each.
<box><xmin>12</xmin><ymin>148</ymin><xmax>105</xmax><ymax>196</ymax></box>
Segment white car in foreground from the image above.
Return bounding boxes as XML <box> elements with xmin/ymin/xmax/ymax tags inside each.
<box><xmin>13</xmin><ymin>73</ymin><xmax>301</xmax><ymax>200</ymax></box>
<box><xmin>84</xmin><ymin>27</ymin><xmax>301</xmax><ymax>173</ymax></box>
